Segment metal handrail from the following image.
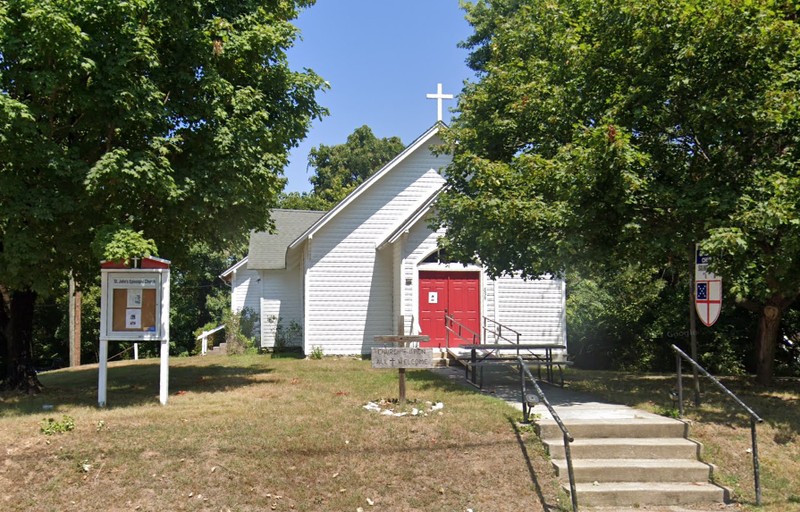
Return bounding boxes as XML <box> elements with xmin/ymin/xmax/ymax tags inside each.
<box><xmin>482</xmin><ymin>317</ymin><xmax>522</xmax><ymax>357</ymax></box>
<box><xmin>483</xmin><ymin>316</ymin><xmax>521</xmax><ymax>345</ymax></box>
<box><xmin>444</xmin><ymin>312</ymin><xmax>480</xmax><ymax>348</ymax></box>
<box><xmin>670</xmin><ymin>344</ymin><xmax>764</xmax><ymax>505</ymax></box>
<box><xmin>518</xmin><ymin>356</ymin><xmax>578</xmax><ymax>512</ymax></box>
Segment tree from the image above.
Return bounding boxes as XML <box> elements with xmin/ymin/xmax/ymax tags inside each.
<box><xmin>168</xmin><ymin>241</ymin><xmax>247</xmax><ymax>356</ymax></box>
<box><xmin>306</xmin><ymin>125</ymin><xmax>404</xmax><ymax>208</ymax></box>
<box><xmin>0</xmin><ymin>0</ymin><xmax>326</xmax><ymax>390</ymax></box>
<box><xmin>436</xmin><ymin>0</ymin><xmax>800</xmax><ymax>385</ymax></box>
<box><xmin>277</xmin><ymin>190</ymin><xmax>332</xmax><ymax>211</ymax></box>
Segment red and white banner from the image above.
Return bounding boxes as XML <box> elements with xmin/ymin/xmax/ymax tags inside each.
<box><xmin>695</xmin><ymin>248</ymin><xmax>722</xmax><ymax>327</ymax></box>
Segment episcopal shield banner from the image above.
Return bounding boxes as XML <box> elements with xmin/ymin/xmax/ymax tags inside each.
<box><xmin>695</xmin><ymin>248</ymin><xmax>722</xmax><ymax>327</ymax></box>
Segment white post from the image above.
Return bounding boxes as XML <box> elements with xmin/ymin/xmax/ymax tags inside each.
<box><xmin>201</xmin><ymin>334</ymin><xmax>208</xmax><ymax>355</ymax></box>
<box><xmin>133</xmin><ymin>342</ymin><xmax>139</xmax><ymax>360</ymax></box>
<box><xmin>98</xmin><ymin>338</ymin><xmax>108</xmax><ymax>407</ymax></box>
<box><xmin>159</xmin><ymin>339</ymin><xmax>169</xmax><ymax>405</ymax></box>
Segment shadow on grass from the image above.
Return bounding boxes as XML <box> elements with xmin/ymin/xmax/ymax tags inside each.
<box><xmin>507</xmin><ymin>416</ymin><xmax>556</xmax><ymax>511</ymax></box>
<box><xmin>406</xmin><ymin>367</ymin><xmax>480</xmax><ymax>394</ymax></box>
<box><xmin>0</xmin><ymin>358</ymin><xmax>274</xmax><ymax>415</ymax></box>
<box><xmin>270</xmin><ymin>348</ymin><xmax>305</xmax><ymax>359</ymax></box>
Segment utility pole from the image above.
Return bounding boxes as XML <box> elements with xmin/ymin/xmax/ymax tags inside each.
<box><xmin>688</xmin><ymin>249</ymin><xmax>701</xmax><ymax>406</ymax></box>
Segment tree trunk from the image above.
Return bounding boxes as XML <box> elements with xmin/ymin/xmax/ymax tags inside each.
<box><xmin>755</xmin><ymin>304</ymin><xmax>781</xmax><ymax>386</ymax></box>
<box><xmin>0</xmin><ymin>289</ymin><xmax>8</xmax><ymax>383</ymax></box>
<box><xmin>69</xmin><ymin>277</ymin><xmax>82</xmax><ymax>367</ymax></box>
<box><xmin>0</xmin><ymin>286</ymin><xmax>43</xmax><ymax>393</ymax></box>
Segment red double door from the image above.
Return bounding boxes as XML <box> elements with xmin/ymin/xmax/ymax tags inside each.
<box><xmin>418</xmin><ymin>271</ymin><xmax>481</xmax><ymax>348</ymax></box>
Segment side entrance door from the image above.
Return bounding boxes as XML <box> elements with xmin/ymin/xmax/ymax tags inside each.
<box><xmin>418</xmin><ymin>271</ymin><xmax>481</xmax><ymax>348</ymax></box>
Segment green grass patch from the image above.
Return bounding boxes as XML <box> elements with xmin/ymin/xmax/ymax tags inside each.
<box><xmin>0</xmin><ymin>355</ymin><xmax>564</xmax><ymax>511</ymax></box>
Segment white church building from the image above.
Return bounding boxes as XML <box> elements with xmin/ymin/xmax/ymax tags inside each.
<box><xmin>222</xmin><ymin>122</ymin><xmax>566</xmax><ymax>357</ymax></box>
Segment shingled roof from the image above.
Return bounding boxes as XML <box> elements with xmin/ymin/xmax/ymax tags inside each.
<box><xmin>247</xmin><ymin>209</ymin><xmax>325</xmax><ymax>270</ymax></box>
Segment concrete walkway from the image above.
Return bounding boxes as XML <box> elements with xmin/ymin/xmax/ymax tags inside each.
<box><xmin>432</xmin><ymin>363</ymin><xmax>666</xmax><ymax>421</ymax></box>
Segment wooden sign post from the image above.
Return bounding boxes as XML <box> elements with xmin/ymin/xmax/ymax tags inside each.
<box><xmin>372</xmin><ymin>335</ymin><xmax>432</xmax><ymax>404</ymax></box>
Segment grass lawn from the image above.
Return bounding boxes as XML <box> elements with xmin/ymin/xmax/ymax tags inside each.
<box><xmin>0</xmin><ymin>355</ymin><xmax>564</xmax><ymax>512</ymax></box>
<box><xmin>565</xmin><ymin>368</ymin><xmax>800</xmax><ymax>511</ymax></box>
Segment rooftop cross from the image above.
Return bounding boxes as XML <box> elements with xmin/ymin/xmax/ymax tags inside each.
<box><xmin>426</xmin><ymin>83</ymin><xmax>454</xmax><ymax>122</ymax></box>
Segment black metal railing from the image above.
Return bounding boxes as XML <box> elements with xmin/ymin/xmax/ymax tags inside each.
<box><xmin>444</xmin><ymin>311</ymin><xmax>480</xmax><ymax>348</ymax></box>
<box><xmin>671</xmin><ymin>344</ymin><xmax>764</xmax><ymax>505</ymax></box>
<box><xmin>518</xmin><ymin>356</ymin><xmax>578</xmax><ymax>512</ymax></box>
<box><xmin>482</xmin><ymin>316</ymin><xmax>521</xmax><ymax>354</ymax></box>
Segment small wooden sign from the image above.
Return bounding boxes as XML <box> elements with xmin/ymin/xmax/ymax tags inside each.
<box><xmin>373</xmin><ymin>335</ymin><xmax>430</xmax><ymax>344</ymax></box>
<box><xmin>372</xmin><ymin>347</ymin><xmax>434</xmax><ymax>369</ymax></box>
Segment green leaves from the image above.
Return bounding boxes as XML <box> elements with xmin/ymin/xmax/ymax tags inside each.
<box><xmin>0</xmin><ymin>0</ymin><xmax>326</xmax><ymax>292</ymax></box>
<box><xmin>439</xmin><ymin>0</ymin><xmax>800</xmax><ymax>382</ymax></box>
<box><xmin>303</xmin><ymin>125</ymin><xmax>404</xmax><ymax>209</ymax></box>
<box><xmin>90</xmin><ymin>225</ymin><xmax>158</xmax><ymax>263</ymax></box>
<box><xmin>440</xmin><ymin>0</ymin><xmax>800</xmax><ymax>298</ymax></box>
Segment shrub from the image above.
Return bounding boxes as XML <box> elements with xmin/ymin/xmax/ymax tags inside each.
<box><xmin>223</xmin><ymin>307</ymin><xmax>258</xmax><ymax>355</ymax></box>
<box><xmin>270</xmin><ymin>316</ymin><xmax>303</xmax><ymax>352</ymax></box>
<box><xmin>40</xmin><ymin>415</ymin><xmax>75</xmax><ymax>435</ymax></box>
<box><xmin>309</xmin><ymin>345</ymin><xmax>324</xmax><ymax>360</ymax></box>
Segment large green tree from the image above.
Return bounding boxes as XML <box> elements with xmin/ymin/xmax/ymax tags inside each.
<box><xmin>305</xmin><ymin>125</ymin><xmax>404</xmax><ymax>209</ymax></box>
<box><xmin>0</xmin><ymin>0</ymin><xmax>326</xmax><ymax>390</ymax></box>
<box><xmin>276</xmin><ymin>125</ymin><xmax>404</xmax><ymax>211</ymax></box>
<box><xmin>437</xmin><ymin>0</ymin><xmax>800</xmax><ymax>385</ymax></box>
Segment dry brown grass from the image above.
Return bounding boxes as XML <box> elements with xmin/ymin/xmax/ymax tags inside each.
<box><xmin>565</xmin><ymin>368</ymin><xmax>800</xmax><ymax>511</ymax></box>
<box><xmin>0</xmin><ymin>355</ymin><xmax>565</xmax><ymax>512</ymax></box>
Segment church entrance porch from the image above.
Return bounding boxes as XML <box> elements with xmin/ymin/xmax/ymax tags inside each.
<box><xmin>418</xmin><ymin>271</ymin><xmax>480</xmax><ymax>348</ymax></box>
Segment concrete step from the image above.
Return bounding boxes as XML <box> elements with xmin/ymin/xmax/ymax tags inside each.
<box><xmin>207</xmin><ymin>342</ymin><xmax>227</xmax><ymax>355</ymax></box>
<box><xmin>431</xmin><ymin>356</ymin><xmax>450</xmax><ymax>368</ymax></box>
<box><xmin>552</xmin><ymin>458</ymin><xmax>713</xmax><ymax>483</ymax></box>
<box><xmin>543</xmin><ymin>437</ymin><xmax>700</xmax><ymax>459</ymax></box>
<box><xmin>537</xmin><ymin>418</ymin><xmax>687</xmax><ymax>439</ymax></box>
<box><xmin>570</xmin><ymin>481</ymin><xmax>728</xmax><ymax>507</ymax></box>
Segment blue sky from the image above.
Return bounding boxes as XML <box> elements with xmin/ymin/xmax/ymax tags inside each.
<box><xmin>284</xmin><ymin>1</ymin><xmax>476</xmax><ymax>193</ymax></box>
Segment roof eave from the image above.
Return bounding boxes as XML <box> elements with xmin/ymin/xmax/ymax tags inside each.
<box><xmin>220</xmin><ymin>257</ymin><xmax>248</xmax><ymax>281</ymax></box>
<box><xmin>376</xmin><ymin>186</ymin><xmax>444</xmax><ymax>251</ymax></box>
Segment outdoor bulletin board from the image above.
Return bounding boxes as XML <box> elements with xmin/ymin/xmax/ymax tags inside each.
<box><xmin>100</xmin><ymin>269</ymin><xmax>170</xmax><ymax>342</ymax></box>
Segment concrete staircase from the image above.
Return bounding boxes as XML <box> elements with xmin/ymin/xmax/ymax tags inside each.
<box><xmin>536</xmin><ymin>409</ymin><xmax>729</xmax><ymax>508</ymax></box>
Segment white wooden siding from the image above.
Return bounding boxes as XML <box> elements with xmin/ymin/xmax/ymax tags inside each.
<box><xmin>392</xmin><ymin>241</ymin><xmax>403</xmax><ymax>334</ymax></box>
<box><xmin>260</xmin><ymin>268</ymin><xmax>303</xmax><ymax>348</ymax></box>
<box><xmin>304</xmin><ymin>138</ymin><xmax>449</xmax><ymax>354</ymax></box>
<box><xmin>230</xmin><ymin>268</ymin><xmax>262</xmax><ymax>346</ymax></box>
<box><xmin>231</xmin><ymin>268</ymin><xmax>261</xmax><ymax>314</ymax></box>
<box><xmin>400</xmin><ymin>220</ymin><xmax>443</xmax><ymax>335</ymax></box>
<box><xmin>494</xmin><ymin>275</ymin><xmax>567</xmax><ymax>350</ymax></box>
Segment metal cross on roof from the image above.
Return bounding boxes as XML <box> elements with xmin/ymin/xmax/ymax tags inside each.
<box><xmin>426</xmin><ymin>83</ymin><xmax>454</xmax><ymax>122</ymax></box>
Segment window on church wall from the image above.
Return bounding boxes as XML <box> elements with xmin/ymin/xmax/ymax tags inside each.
<box><xmin>421</xmin><ymin>248</ymin><xmax>480</xmax><ymax>267</ymax></box>
<box><xmin>422</xmin><ymin>248</ymin><xmax>458</xmax><ymax>264</ymax></box>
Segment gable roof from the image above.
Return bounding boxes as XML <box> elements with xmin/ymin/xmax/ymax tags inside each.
<box><xmin>289</xmin><ymin>122</ymin><xmax>445</xmax><ymax>250</ymax></box>
<box><xmin>248</xmin><ymin>209</ymin><xmax>325</xmax><ymax>270</ymax></box>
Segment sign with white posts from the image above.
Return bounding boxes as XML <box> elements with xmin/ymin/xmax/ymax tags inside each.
<box><xmin>99</xmin><ymin>257</ymin><xmax>171</xmax><ymax>407</ymax></box>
